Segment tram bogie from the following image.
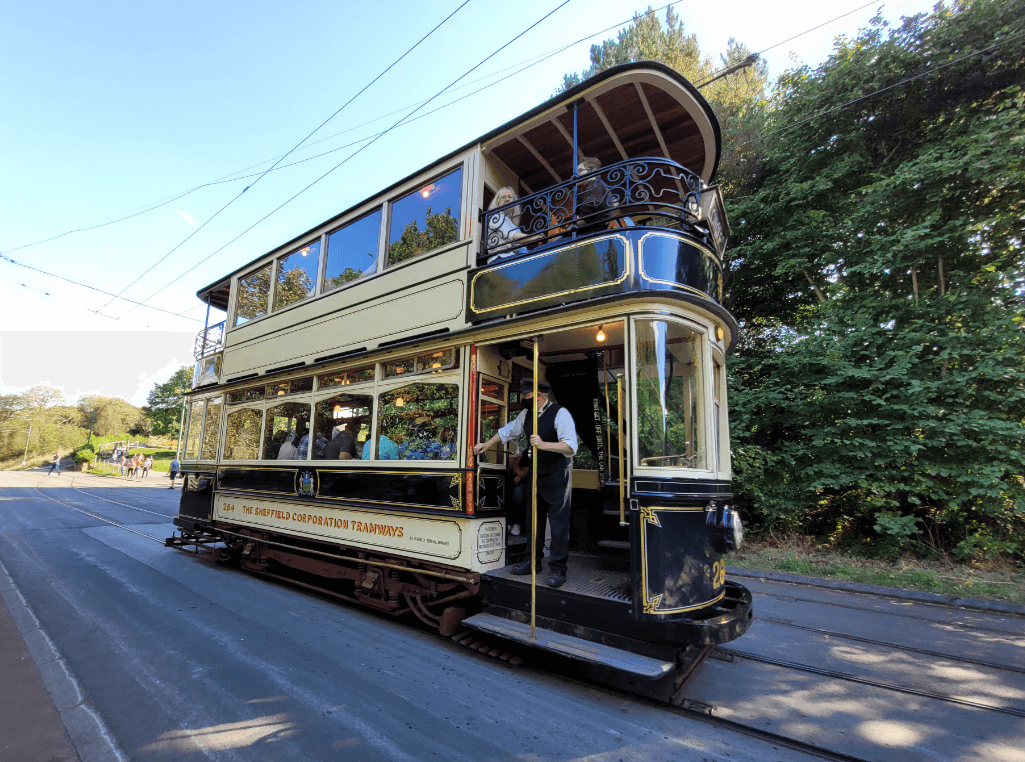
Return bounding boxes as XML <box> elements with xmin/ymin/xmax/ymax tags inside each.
<box><xmin>170</xmin><ymin>61</ymin><xmax>753</xmax><ymax>698</ymax></box>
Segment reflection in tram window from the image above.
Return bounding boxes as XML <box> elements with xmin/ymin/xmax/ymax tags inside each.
<box><xmin>478</xmin><ymin>377</ymin><xmax>507</xmax><ymax>465</ymax></box>
<box><xmin>223</xmin><ymin>408</ymin><xmax>263</xmax><ymax>460</ymax></box>
<box><xmin>262</xmin><ymin>402</ymin><xmax>310</xmax><ymax>461</ymax></box>
<box><xmin>184</xmin><ymin>401</ymin><xmax>203</xmax><ymax>459</ymax></box>
<box><xmin>314</xmin><ymin>394</ymin><xmax>372</xmax><ymax>460</ymax></box>
<box><xmin>324</xmin><ymin>210</ymin><xmax>381</xmax><ymax>291</ymax></box>
<box><xmin>274</xmin><ymin>242</ymin><xmax>320</xmax><ymax>311</ymax></box>
<box><xmin>387</xmin><ymin>167</ymin><xmax>462</xmax><ymax>267</ymax></box>
<box><xmin>318</xmin><ymin>365</ymin><xmax>375</xmax><ymax>389</ymax></box>
<box><xmin>200</xmin><ymin>400</ymin><xmax>221</xmax><ymax>460</ymax></box>
<box><xmin>234</xmin><ymin>264</ymin><xmax>272</xmax><ymax>326</ymax></box>
<box><xmin>635</xmin><ymin>319</ymin><xmax>704</xmax><ymax>469</ymax></box>
<box><xmin>376</xmin><ymin>383</ymin><xmax>458</xmax><ymax>461</ymax></box>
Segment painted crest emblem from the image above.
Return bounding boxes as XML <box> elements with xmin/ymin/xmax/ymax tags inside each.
<box><xmin>296</xmin><ymin>469</ymin><xmax>316</xmax><ymax>498</ymax></box>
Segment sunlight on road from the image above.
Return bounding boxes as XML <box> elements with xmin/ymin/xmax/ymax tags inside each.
<box><xmin>143</xmin><ymin>714</ymin><xmax>295</xmax><ymax>752</ymax></box>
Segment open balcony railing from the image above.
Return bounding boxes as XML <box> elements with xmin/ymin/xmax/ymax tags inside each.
<box><xmin>193</xmin><ymin>320</ymin><xmax>225</xmax><ymax>360</ymax></box>
<box><xmin>479</xmin><ymin>157</ymin><xmax>728</xmax><ymax>264</ymax></box>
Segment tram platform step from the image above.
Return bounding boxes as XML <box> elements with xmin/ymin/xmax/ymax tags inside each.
<box><xmin>597</xmin><ymin>540</ymin><xmax>630</xmax><ymax>551</ymax></box>
<box><xmin>461</xmin><ymin>613</ymin><xmax>674</xmax><ymax>679</ymax></box>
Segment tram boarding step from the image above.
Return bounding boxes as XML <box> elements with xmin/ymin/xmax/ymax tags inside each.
<box><xmin>597</xmin><ymin>540</ymin><xmax>630</xmax><ymax>551</ymax></box>
<box><xmin>461</xmin><ymin>613</ymin><xmax>674</xmax><ymax>679</ymax></box>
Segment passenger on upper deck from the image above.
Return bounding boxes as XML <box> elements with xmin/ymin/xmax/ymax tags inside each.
<box><xmin>485</xmin><ymin>186</ymin><xmax>529</xmax><ymax>263</ymax></box>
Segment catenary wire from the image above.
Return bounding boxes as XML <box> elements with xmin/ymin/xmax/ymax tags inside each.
<box><xmin>0</xmin><ymin>2</ymin><xmax>687</xmax><ymax>260</ymax></box>
<box><xmin>91</xmin><ymin>0</ymin><xmax>474</xmax><ymax>316</ymax></box>
<box><xmin>116</xmin><ymin>0</ymin><xmax>575</xmax><ymax>319</ymax></box>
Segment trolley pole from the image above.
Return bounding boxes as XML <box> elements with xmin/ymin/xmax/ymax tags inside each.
<box><xmin>21</xmin><ymin>424</ymin><xmax>32</xmax><ymax>466</ymax></box>
<box><xmin>530</xmin><ymin>336</ymin><xmax>540</xmax><ymax>641</ymax></box>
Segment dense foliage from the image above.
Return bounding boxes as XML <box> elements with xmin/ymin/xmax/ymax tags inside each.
<box><xmin>143</xmin><ymin>366</ymin><xmax>193</xmax><ymax>436</ymax></box>
<box><xmin>563</xmin><ymin>1</ymin><xmax>1025</xmax><ymax>561</ymax></box>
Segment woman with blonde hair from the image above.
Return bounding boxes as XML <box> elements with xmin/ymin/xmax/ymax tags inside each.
<box><xmin>485</xmin><ymin>186</ymin><xmax>528</xmax><ymax>262</ymax></box>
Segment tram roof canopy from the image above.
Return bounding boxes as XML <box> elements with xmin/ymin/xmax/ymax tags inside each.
<box><xmin>197</xmin><ymin>61</ymin><xmax>720</xmax><ymax>307</ymax></box>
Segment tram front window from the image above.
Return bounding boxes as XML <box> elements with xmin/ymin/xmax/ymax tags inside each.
<box><xmin>634</xmin><ymin>319</ymin><xmax>705</xmax><ymax>469</ymax></box>
<box><xmin>375</xmin><ymin>383</ymin><xmax>458</xmax><ymax>461</ymax></box>
<box><xmin>184</xmin><ymin>401</ymin><xmax>203</xmax><ymax>460</ymax></box>
<box><xmin>200</xmin><ymin>400</ymin><xmax>221</xmax><ymax>460</ymax></box>
<box><xmin>262</xmin><ymin>402</ymin><xmax>311</xmax><ymax>461</ymax></box>
<box><xmin>314</xmin><ymin>394</ymin><xmax>372</xmax><ymax>460</ymax></box>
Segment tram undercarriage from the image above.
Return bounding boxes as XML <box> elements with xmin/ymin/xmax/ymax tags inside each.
<box><xmin>168</xmin><ymin>515</ymin><xmax>752</xmax><ymax>702</ymax></box>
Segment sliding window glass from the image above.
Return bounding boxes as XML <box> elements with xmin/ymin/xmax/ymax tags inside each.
<box><xmin>314</xmin><ymin>394</ymin><xmax>373</xmax><ymax>460</ymax></box>
<box><xmin>387</xmin><ymin>167</ymin><xmax>461</xmax><ymax>267</ymax></box>
<box><xmin>262</xmin><ymin>402</ymin><xmax>311</xmax><ymax>461</ymax></box>
<box><xmin>634</xmin><ymin>319</ymin><xmax>705</xmax><ymax>470</ymax></box>
<box><xmin>376</xmin><ymin>383</ymin><xmax>459</xmax><ymax>461</ymax></box>
<box><xmin>184</xmin><ymin>401</ymin><xmax>203</xmax><ymax>460</ymax></box>
<box><xmin>275</xmin><ymin>242</ymin><xmax>320</xmax><ymax>311</ymax></box>
<box><xmin>223</xmin><ymin>408</ymin><xmax>263</xmax><ymax>460</ymax></box>
<box><xmin>200</xmin><ymin>400</ymin><xmax>221</xmax><ymax>460</ymax></box>
<box><xmin>324</xmin><ymin>210</ymin><xmax>381</xmax><ymax>291</ymax></box>
<box><xmin>234</xmin><ymin>264</ymin><xmax>271</xmax><ymax>326</ymax></box>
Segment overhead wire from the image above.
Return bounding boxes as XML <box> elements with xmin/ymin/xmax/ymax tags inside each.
<box><xmin>91</xmin><ymin>0</ymin><xmax>474</xmax><ymax>316</ymax></box>
<box><xmin>117</xmin><ymin>0</ymin><xmax>576</xmax><ymax>319</ymax></box>
<box><xmin>0</xmin><ymin>1</ymin><xmax>685</xmax><ymax>261</ymax></box>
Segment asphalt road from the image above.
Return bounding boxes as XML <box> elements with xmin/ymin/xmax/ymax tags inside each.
<box><xmin>1</xmin><ymin>469</ymin><xmax>826</xmax><ymax>762</ymax></box>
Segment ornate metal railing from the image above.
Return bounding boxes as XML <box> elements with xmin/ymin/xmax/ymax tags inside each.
<box><xmin>479</xmin><ymin>157</ymin><xmax>728</xmax><ymax>264</ymax></box>
<box><xmin>194</xmin><ymin>320</ymin><xmax>225</xmax><ymax>360</ymax></box>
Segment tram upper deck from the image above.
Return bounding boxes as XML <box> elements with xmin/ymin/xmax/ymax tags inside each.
<box><xmin>190</xmin><ymin>62</ymin><xmax>733</xmax><ymax>389</ymax></box>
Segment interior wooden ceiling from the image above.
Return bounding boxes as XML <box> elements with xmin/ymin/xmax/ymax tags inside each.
<box><xmin>489</xmin><ymin>80</ymin><xmax>710</xmax><ymax>195</ymax></box>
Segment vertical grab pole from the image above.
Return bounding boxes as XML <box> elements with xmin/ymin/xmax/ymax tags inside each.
<box><xmin>618</xmin><ymin>374</ymin><xmax>627</xmax><ymax>527</ymax></box>
<box><xmin>530</xmin><ymin>336</ymin><xmax>541</xmax><ymax>640</ymax></box>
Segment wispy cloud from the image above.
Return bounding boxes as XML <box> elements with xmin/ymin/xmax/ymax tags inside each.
<box><xmin>175</xmin><ymin>210</ymin><xmax>196</xmax><ymax>225</ymax></box>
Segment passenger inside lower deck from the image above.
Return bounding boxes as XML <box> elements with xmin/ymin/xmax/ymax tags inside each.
<box><xmin>475</xmin><ymin>378</ymin><xmax>578</xmax><ymax>589</ymax></box>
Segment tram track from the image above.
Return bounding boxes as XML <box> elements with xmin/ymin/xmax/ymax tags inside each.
<box><xmin>758</xmin><ymin>614</ymin><xmax>1025</xmax><ymax>676</ymax></box>
<box><xmin>754</xmin><ymin>588</ymin><xmax>1024</xmax><ymax>636</ymax></box>
<box><xmin>713</xmin><ymin>645</ymin><xmax>1025</xmax><ymax>719</ymax></box>
<box><xmin>32</xmin><ymin>478</ymin><xmax>165</xmax><ymax>544</ymax></box>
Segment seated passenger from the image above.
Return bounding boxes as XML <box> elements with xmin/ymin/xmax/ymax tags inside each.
<box><xmin>298</xmin><ymin>427</ymin><xmax>329</xmax><ymax>460</ymax></box>
<box><xmin>324</xmin><ymin>423</ymin><xmax>357</xmax><ymax>460</ymax></box>
<box><xmin>277</xmin><ymin>433</ymin><xmax>299</xmax><ymax>460</ymax></box>
<box><xmin>485</xmin><ymin>186</ymin><xmax>528</xmax><ymax>262</ymax></box>
<box><xmin>362</xmin><ymin>433</ymin><xmax>400</xmax><ymax>460</ymax></box>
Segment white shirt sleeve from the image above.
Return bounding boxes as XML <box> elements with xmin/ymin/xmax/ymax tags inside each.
<box><xmin>498</xmin><ymin>409</ymin><xmax>527</xmax><ymax>443</ymax></box>
<box><xmin>554</xmin><ymin>407</ymin><xmax>579</xmax><ymax>454</ymax></box>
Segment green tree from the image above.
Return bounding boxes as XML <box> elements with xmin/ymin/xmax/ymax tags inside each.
<box><xmin>78</xmin><ymin>395</ymin><xmax>146</xmax><ymax>438</ymax></box>
<box><xmin>726</xmin><ymin>0</ymin><xmax>1025</xmax><ymax>559</ymax></box>
<box><xmin>143</xmin><ymin>366</ymin><xmax>194</xmax><ymax>436</ymax></box>
<box><xmin>387</xmin><ymin>207</ymin><xmax>458</xmax><ymax>265</ymax></box>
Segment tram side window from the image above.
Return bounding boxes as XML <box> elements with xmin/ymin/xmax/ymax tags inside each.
<box><xmin>200</xmin><ymin>400</ymin><xmax>221</xmax><ymax>460</ymax></box>
<box><xmin>634</xmin><ymin>319</ymin><xmax>706</xmax><ymax>470</ymax></box>
<box><xmin>184</xmin><ymin>401</ymin><xmax>203</xmax><ymax>460</ymax></box>
<box><xmin>324</xmin><ymin>210</ymin><xmax>381</xmax><ymax>292</ymax></box>
<box><xmin>274</xmin><ymin>242</ymin><xmax>320</xmax><ymax>311</ymax></box>
<box><xmin>262</xmin><ymin>402</ymin><xmax>311</xmax><ymax>461</ymax></box>
<box><xmin>313</xmin><ymin>394</ymin><xmax>373</xmax><ymax>460</ymax></box>
<box><xmin>478</xmin><ymin>378</ymin><xmax>507</xmax><ymax>466</ymax></box>
<box><xmin>386</xmin><ymin>167</ymin><xmax>462</xmax><ymax>267</ymax></box>
<box><xmin>375</xmin><ymin>383</ymin><xmax>458</xmax><ymax>460</ymax></box>
<box><xmin>234</xmin><ymin>264</ymin><xmax>272</xmax><ymax>326</ymax></box>
<box><xmin>223</xmin><ymin>408</ymin><xmax>263</xmax><ymax>460</ymax></box>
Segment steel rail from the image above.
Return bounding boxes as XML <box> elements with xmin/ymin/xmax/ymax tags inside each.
<box><xmin>715</xmin><ymin>647</ymin><xmax>1025</xmax><ymax>719</ymax></box>
<box><xmin>759</xmin><ymin>614</ymin><xmax>1025</xmax><ymax>676</ymax></box>
<box><xmin>33</xmin><ymin>479</ymin><xmax>164</xmax><ymax>544</ymax></box>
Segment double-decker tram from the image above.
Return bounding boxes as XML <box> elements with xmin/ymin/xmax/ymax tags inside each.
<box><xmin>170</xmin><ymin>61</ymin><xmax>752</xmax><ymax>702</ymax></box>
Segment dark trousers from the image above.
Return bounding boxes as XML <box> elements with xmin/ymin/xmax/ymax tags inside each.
<box><xmin>523</xmin><ymin>469</ymin><xmax>572</xmax><ymax>572</ymax></box>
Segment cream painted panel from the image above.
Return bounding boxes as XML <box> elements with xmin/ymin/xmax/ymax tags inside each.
<box><xmin>222</xmin><ymin>278</ymin><xmax>465</xmax><ymax>377</ymax></box>
<box><xmin>227</xmin><ymin>242</ymin><xmax>469</xmax><ymax>346</ymax></box>
<box><xmin>214</xmin><ymin>494</ymin><xmax>505</xmax><ymax>572</ymax></box>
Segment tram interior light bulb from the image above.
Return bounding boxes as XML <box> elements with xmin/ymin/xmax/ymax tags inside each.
<box><xmin>395</xmin><ymin>396</ymin><xmax>405</xmax><ymax>408</ymax></box>
<box><xmin>595</xmin><ymin>325</ymin><xmax>607</xmax><ymax>343</ymax></box>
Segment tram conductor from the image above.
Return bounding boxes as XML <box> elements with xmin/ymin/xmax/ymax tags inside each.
<box><xmin>474</xmin><ymin>379</ymin><xmax>578</xmax><ymax>588</ymax></box>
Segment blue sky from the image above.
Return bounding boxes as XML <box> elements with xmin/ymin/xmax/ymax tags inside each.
<box><xmin>0</xmin><ymin>0</ymin><xmax>937</xmax><ymax>406</ymax></box>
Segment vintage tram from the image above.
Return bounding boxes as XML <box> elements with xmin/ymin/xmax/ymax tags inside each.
<box><xmin>169</xmin><ymin>61</ymin><xmax>752</xmax><ymax>702</ymax></box>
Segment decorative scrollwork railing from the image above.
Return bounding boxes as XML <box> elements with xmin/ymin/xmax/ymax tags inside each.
<box><xmin>479</xmin><ymin>157</ymin><xmax>726</xmax><ymax>263</ymax></box>
<box><xmin>193</xmin><ymin>320</ymin><xmax>225</xmax><ymax>360</ymax></box>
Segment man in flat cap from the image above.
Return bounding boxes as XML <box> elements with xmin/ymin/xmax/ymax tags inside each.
<box><xmin>474</xmin><ymin>378</ymin><xmax>578</xmax><ymax>587</ymax></box>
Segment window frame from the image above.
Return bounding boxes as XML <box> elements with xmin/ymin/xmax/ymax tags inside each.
<box><xmin>629</xmin><ymin>314</ymin><xmax>714</xmax><ymax>477</ymax></box>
